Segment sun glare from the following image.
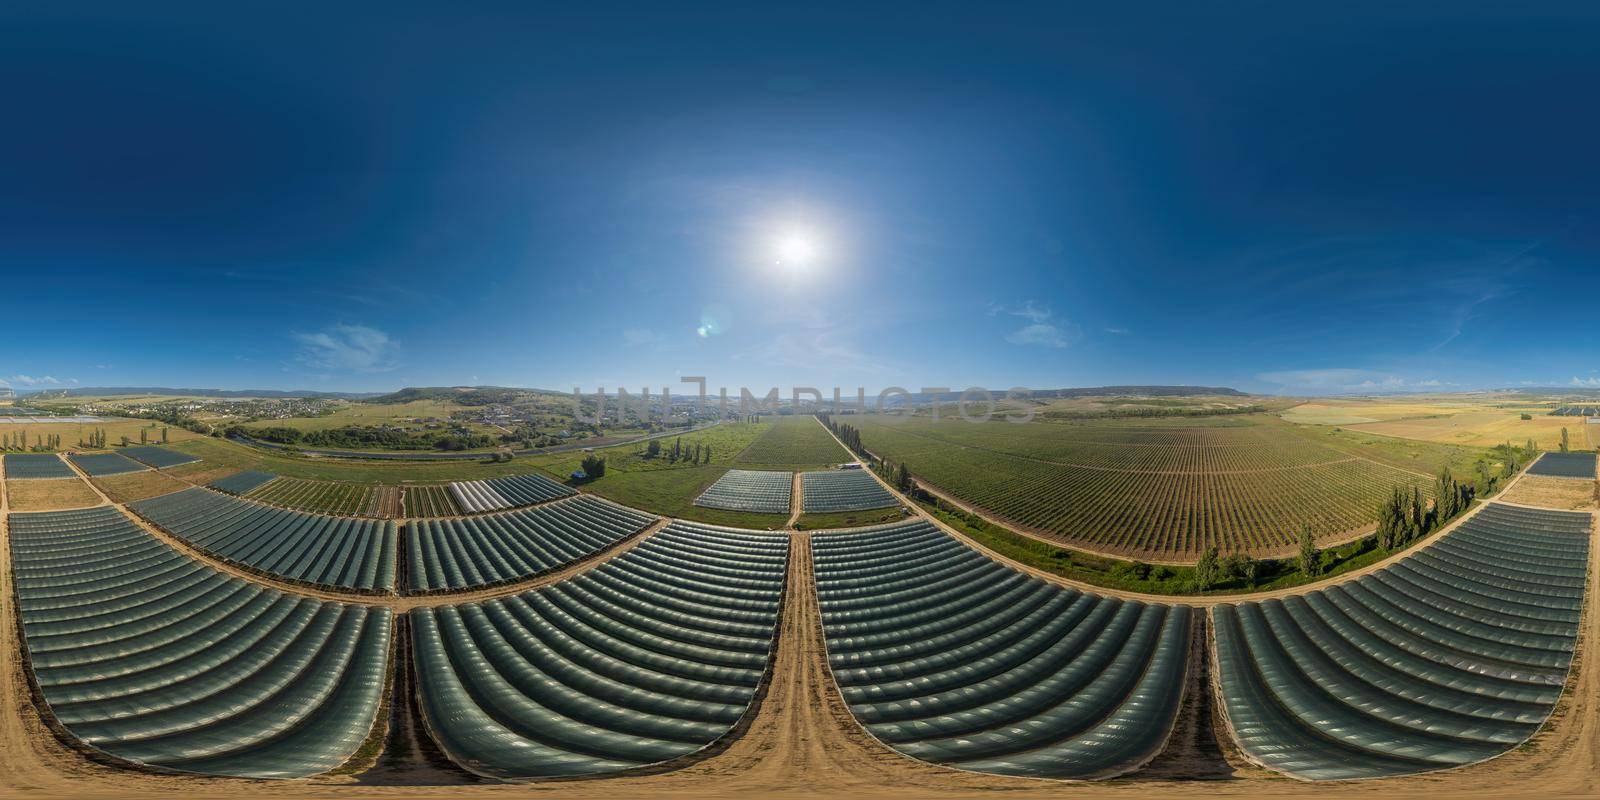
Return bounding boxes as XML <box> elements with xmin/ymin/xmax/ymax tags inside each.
<box><xmin>774</xmin><ymin>231</ymin><xmax>818</xmax><ymax>271</ymax></box>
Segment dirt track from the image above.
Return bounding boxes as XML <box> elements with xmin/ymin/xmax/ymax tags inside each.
<box><xmin>5</xmin><ymin>448</ymin><xmax>1600</xmax><ymax>797</ymax></box>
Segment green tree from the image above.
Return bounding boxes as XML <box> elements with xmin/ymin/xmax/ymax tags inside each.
<box><xmin>1221</xmin><ymin>551</ymin><xmax>1258</xmax><ymax>586</ymax></box>
<box><xmin>1297</xmin><ymin>523</ymin><xmax>1322</xmax><ymax>577</ymax></box>
<box><xmin>1561</xmin><ymin>427</ymin><xmax>1570</xmax><ymax>452</ymax></box>
<box><xmin>895</xmin><ymin>463</ymin><xmax>912</xmax><ymax>491</ymax></box>
<box><xmin>1193</xmin><ymin>546</ymin><xmax>1220</xmax><ymax>591</ymax></box>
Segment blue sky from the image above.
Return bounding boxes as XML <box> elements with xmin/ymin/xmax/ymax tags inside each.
<box><xmin>3</xmin><ymin>2</ymin><xmax>1598</xmax><ymax>395</ymax></box>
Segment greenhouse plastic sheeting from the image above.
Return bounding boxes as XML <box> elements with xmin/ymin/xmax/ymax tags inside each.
<box><xmin>694</xmin><ymin>469</ymin><xmax>792</xmax><ymax>514</ymax></box>
<box><xmin>68</xmin><ymin>451</ymin><xmax>149</xmax><ymax>476</ymax></box>
<box><xmin>118</xmin><ymin>445</ymin><xmax>201</xmax><ymax>469</ymax></box>
<box><xmin>209</xmin><ymin>470</ymin><xmax>278</xmax><ymax>495</ymax></box>
<box><xmin>800</xmin><ymin>470</ymin><xmax>896</xmax><ymax>513</ymax></box>
<box><xmin>1212</xmin><ymin>502</ymin><xmax>1590</xmax><ymax>780</ymax></box>
<box><xmin>1526</xmin><ymin>452</ymin><xmax>1597</xmax><ymax>479</ymax></box>
<box><xmin>406</xmin><ymin>495</ymin><xmax>656</xmax><ymax>592</ymax></box>
<box><xmin>484</xmin><ymin>472</ymin><xmax>575</xmax><ymax>506</ymax></box>
<box><xmin>812</xmin><ymin>520</ymin><xmax>1191</xmax><ymax>779</ymax></box>
<box><xmin>4</xmin><ymin>453</ymin><xmax>77</xmax><ymax>479</ymax></box>
<box><xmin>411</xmin><ymin>520</ymin><xmax>788</xmax><ymax>778</ymax></box>
<box><xmin>128</xmin><ymin>487</ymin><xmax>396</xmax><ymax>592</ymax></box>
<box><xmin>8</xmin><ymin>505</ymin><xmax>391</xmax><ymax>779</ymax></box>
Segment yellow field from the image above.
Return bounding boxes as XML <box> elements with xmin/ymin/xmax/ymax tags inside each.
<box><xmin>0</xmin><ymin>417</ymin><xmax>201</xmax><ymax>451</ymax></box>
<box><xmin>1347</xmin><ymin>411</ymin><xmax>1582</xmax><ymax>449</ymax></box>
<box><xmin>1280</xmin><ymin>397</ymin><xmax>1587</xmax><ymax>450</ymax></box>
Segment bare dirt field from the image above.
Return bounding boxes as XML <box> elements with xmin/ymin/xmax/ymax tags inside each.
<box><xmin>1501</xmin><ymin>475</ymin><xmax>1598</xmax><ymax>511</ymax></box>
<box><xmin>4</xmin><ymin>477</ymin><xmax>102</xmax><ymax>512</ymax></box>
<box><xmin>89</xmin><ymin>471</ymin><xmax>189</xmax><ymax>503</ymax></box>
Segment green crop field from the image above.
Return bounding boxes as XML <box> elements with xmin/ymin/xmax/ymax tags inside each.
<box><xmin>733</xmin><ymin>415</ymin><xmax>850</xmax><ymax>468</ymax></box>
<box><xmin>850</xmin><ymin>413</ymin><xmax>1483</xmax><ymax>560</ymax></box>
<box><xmin>250</xmin><ymin>476</ymin><xmax>380</xmax><ymax>516</ymax></box>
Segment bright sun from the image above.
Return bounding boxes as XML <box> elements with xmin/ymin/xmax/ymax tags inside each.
<box><xmin>775</xmin><ymin>232</ymin><xmax>816</xmax><ymax>268</ymax></box>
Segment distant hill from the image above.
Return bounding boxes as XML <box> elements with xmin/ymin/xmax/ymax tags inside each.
<box><xmin>896</xmin><ymin>386</ymin><xmax>1248</xmax><ymax>403</ymax></box>
<box><xmin>1505</xmin><ymin>387</ymin><xmax>1600</xmax><ymax>397</ymax></box>
<box><xmin>21</xmin><ymin>386</ymin><xmax>378</xmax><ymax>399</ymax></box>
<box><xmin>361</xmin><ymin>386</ymin><xmax>564</xmax><ymax>406</ymax></box>
<box><xmin>1032</xmin><ymin>385</ymin><xmax>1249</xmax><ymax>399</ymax></box>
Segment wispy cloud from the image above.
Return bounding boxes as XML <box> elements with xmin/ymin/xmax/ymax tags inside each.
<box><xmin>1210</xmin><ymin>237</ymin><xmax>1542</xmax><ymax>356</ymax></box>
<box><xmin>991</xmin><ymin>300</ymin><xmax>1080</xmax><ymax>349</ymax></box>
<box><xmin>622</xmin><ymin>328</ymin><xmax>679</xmax><ymax>352</ymax></box>
<box><xmin>1572</xmin><ymin>376</ymin><xmax>1600</xmax><ymax>388</ymax></box>
<box><xmin>1257</xmin><ymin>368</ymin><xmax>1454</xmax><ymax>394</ymax></box>
<box><xmin>1006</xmin><ymin>323</ymin><xmax>1076</xmax><ymax>348</ymax></box>
<box><xmin>1430</xmin><ymin>242</ymin><xmax>1539</xmax><ymax>352</ymax></box>
<box><xmin>292</xmin><ymin>324</ymin><xmax>401</xmax><ymax>373</ymax></box>
<box><xmin>733</xmin><ymin>327</ymin><xmax>895</xmax><ymax>376</ymax></box>
<box><xmin>0</xmin><ymin>374</ymin><xmax>77</xmax><ymax>388</ymax></box>
<box><xmin>1104</xmin><ymin>327</ymin><xmax>1130</xmax><ymax>335</ymax></box>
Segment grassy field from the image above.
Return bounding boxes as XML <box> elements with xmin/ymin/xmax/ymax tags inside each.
<box><xmin>733</xmin><ymin>416</ymin><xmax>851</xmax><ymax>468</ymax></box>
<box><xmin>534</xmin><ymin>419</ymin><xmax>864</xmax><ymax>524</ymax></box>
<box><xmin>163</xmin><ymin>461</ymin><xmax>241</xmax><ymax>486</ymax></box>
<box><xmin>525</xmin><ymin>422</ymin><xmax>790</xmax><ymax>527</ymax></box>
<box><xmin>850</xmin><ymin>412</ymin><xmax>1480</xmax><ymax>560</ymax></box>
<box><xmin>572</xmin><ymin>465</ymin><xmax>789</xmax><ymax>528</ymax></box>
<box><xmin>0</xmin><ymin>417</ymin><xmax>201</xmax><ymax>452</ymax></box>
<box><xmin>91</xmin><ymin>471</ymin><xmax>188</xmax><ymax>503</ymax></box>
<box><xmin>168</xmin><ymin>436</ymin><xmax>553</xmax><ymax>483</ymax></box>
<box><xmin>795</xmin><ymin>506</ymin><xmax>906</xmax><ymax>530</ymax></box>
<box><xmin>241</xmin><ymin>398</ymin><xmax>467</xmax><ymax>433</ymax></box>
<box><xmin>530</xmin><ymin>422</ymin><xmax>770</xmax><ymax>476</ymax></box>
<box><xmin>6</xmin><ymin>477</ymin><xmax>101</xmax><ymax>511</ymax></box>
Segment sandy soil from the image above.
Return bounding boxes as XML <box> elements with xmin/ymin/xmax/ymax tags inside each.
<box><xmin>3</xmin><ymin>422</ymin><xmax>1598</xmax><ymax>798</ymax></box>
<box><xmin>786</xmin><ymin>472</ymin><xmax>803</xmax><ymax>527</ymax></box>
